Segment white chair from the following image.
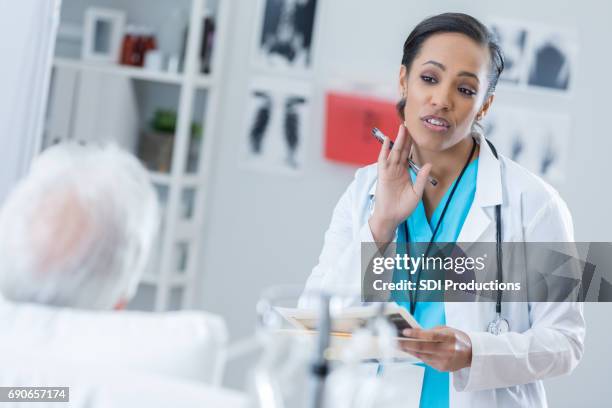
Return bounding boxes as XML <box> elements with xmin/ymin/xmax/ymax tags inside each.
<box><xmin>0</xmin><ymin>300</ymin><xmax>228</xmax><ymax>385</ymax></box>
<box><xmin>1</xmin><ymin>350</ymin><xmax>250</xmax><ymax>408</ymax></box>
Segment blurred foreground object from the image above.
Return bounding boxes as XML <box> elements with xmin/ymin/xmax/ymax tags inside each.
<box><xmin>249</xmin><ymin>286</ymin><xmax>422</xmax><ymax>408</ymax></box>
<box><xmin>0</xmin><ymin>143</ymin><xmax>159</xmax><ymax>310</ymax></box>
<box><xmin>0</xmin><ymin>300</ymin><xmax>247</xmax><ymax>407</ymax></box>
<box><xmin>0</xmin><ymin>301</ymin><xmax>228</xmax><ymax>384</ymax></box>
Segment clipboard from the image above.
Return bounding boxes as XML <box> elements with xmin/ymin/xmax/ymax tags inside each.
<box><xmin>274</xmin><ymin>304</ymin><xmax>435</xmax><ymax>361</ymax></box>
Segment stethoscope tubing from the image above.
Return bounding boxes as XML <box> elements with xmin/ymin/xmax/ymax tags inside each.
<box><xmin>398</xmin><ymin>138</ymin><xmax>507</xmax><ymax>333</ymax></box>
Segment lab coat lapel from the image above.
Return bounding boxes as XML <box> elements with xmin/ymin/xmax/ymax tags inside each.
<box><xmin>456</xmin><ymin>205</ymin><xmax>491</xmax><ymax>243</ymax></box>
<box><xmin>457</xmin><ymin>133</ymin><xmax>503</xmax><ymax>244</ymax></box>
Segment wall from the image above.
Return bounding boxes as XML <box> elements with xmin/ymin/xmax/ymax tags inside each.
<box><xmin>194</xmin><ymin>0</ymin><xmax>612</xmax><ymax>405</ymax></box>
<box><xmin>0</xmin><ymin>0</ymin><xmax>59</xmax><ymax>203</ymax></box>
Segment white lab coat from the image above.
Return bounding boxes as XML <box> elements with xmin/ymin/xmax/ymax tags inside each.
<box><xmin>300</xmin><ymin>133</ymin><xmax>585</xmax><ymax>407</ymax></box>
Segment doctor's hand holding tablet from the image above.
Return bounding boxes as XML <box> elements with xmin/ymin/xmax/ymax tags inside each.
<box><xmin>399</xmin><ymin>326</ymin><xmax>473</xmax><ymax>372</ymax></box>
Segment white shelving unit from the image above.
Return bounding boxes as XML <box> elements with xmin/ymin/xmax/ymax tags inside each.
<box><xmin>44</xmin><ymin>0</ymin><xmax>231</xmax><ymax>311</ymax></box>
<box><xmin>53</xmin><ymin>57</ymin><xmax>186</xmax><ymax>85</ymax></box>
<box><xmin>53</xmin><ymin>57</ymin><xmax>216</xmax><ymax>89</ymax></box>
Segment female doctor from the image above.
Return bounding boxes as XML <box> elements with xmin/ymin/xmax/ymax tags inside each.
<box><xmin>300</xmin><ymin>13</ymin><xmax>585</xmax><ymax>408</ymax></box>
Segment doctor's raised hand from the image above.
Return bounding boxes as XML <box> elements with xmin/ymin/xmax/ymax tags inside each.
<box><xmin>368</xmin><ymin>124</ymin><xmax>432</xmax><ymax>243</ymax></box>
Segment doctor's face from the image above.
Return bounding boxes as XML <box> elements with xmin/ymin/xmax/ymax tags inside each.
<box><xmin>399</xmin><ymin>32</ymin><xmax>493</xmax><ymax>152</ymax></box>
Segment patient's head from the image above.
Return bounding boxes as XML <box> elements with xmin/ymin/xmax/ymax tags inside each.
<box><xmin>0</xmin><ymin>143</ymin><xmax>159</xmax><ymax>310</ymax></box>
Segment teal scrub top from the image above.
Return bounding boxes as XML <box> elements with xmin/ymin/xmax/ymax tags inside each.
<box><xmin>395</xmin><ymin>158</ymin><xmax>478</xmax><ymax>408</ymax></box>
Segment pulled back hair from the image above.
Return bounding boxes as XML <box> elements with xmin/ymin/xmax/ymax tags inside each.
<box><xmin>396</xmin><ymin>13</ymin><xmax>505</xmax><ymax>120</ymax></box>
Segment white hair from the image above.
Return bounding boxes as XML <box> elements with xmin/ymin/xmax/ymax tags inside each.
<box><xmin>0</xmin><ymin>143</ymin><xmax>159</xmax><ymax>309</ymax></box>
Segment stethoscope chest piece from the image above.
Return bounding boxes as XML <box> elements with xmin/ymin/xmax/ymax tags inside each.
<box><xmin>487</xmin><ymin>313</ymin><xmax>510</xmax><ymax>335</ymax></box>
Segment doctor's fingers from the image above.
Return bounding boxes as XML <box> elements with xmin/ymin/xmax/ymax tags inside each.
<box><xmin>399</xmin><ymin>124</ymin><xmax>413</xmax><ymax>163</ymax></box>
<box><xmin>377</xmin><ymin>132</ymin><xmax>392</xmax><ymax>166</ymax></box>
<box><xmin>388</xmin><ymin>125</ymin><xmax>408</xmax><ymax>165</ymax></box>
<box><xmin>403</xmin><ymin>327</ymin><xmax>450</xmax><ymax>342</ymax></box>
<box><xmin>412</xmin><ymin>354</ymin><xmax>450</xmax><ymax>372</ymax></box>
<box><xmin>399</xmin><ymin>339</ymin><xmax>448</xmax><ymax>355</ymax></box>
<box><xmin>411</xmin><ymin>163</ymin><xmax>432</xmax><ymax>198</ymax></box>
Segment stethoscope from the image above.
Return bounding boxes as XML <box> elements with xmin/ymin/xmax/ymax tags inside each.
<box><xmin>394</xmin><ymin>137</ymin><xmax>509</xmax><ymax>336</ymax></box>
<box><xmin>484</xmin><ymin>138</ymin><xmax>510</xmax><ymax>335</ymax></box>
<box><xmin>486</xmin><ymin>203</ymin><xmax>509</xmax><ymax>335</ymax></box>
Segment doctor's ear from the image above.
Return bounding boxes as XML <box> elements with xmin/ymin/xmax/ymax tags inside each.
<box><xmin>476</xmin><ymin>94</ymin><xmax>495</xmax><ymax>122</ymax></box>
<box><xmin>396</xmin><ymin>65</ymin><xmax>409</xmax><ymax>120</ymax></box>
<box><xmin>398</xmin><ymin>65</ymin><xmax>408</xmax><ymax>95</ymax></box>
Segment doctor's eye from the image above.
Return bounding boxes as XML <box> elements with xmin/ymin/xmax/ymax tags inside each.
<box><xmin>420</xmin><ymin>75</ymin><xmax>437</xmax><ymax>84</ymax></box>
<box><xmin>458</xmin><ymin>87</ymin><xmax>476</xmax><ymax>97</ymax></box>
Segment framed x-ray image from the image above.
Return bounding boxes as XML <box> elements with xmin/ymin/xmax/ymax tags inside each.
<box><xmin>489</xmin><ymin>20</ymin><xmax>529</xmax><ymax>85</ymax></box>
<box><xmin>252</xmin><ymin>0</ymin><xmax>319</xmax><ymax>75</ymax></box>
<box><xmin>488</xmin><ymin>18</ymin><xmax>578</xmax><ymax>94</ymax></box>
<box><xmin>525</xmin><ymin>27</ymin><xmax>577</xmax><ymax>92</ymax></box>
<box><xmin>242</xmin><ymin>76</ymin><xmax>311</xmax><ymax>174</ymax></box>
<box><xmin>482</xmin><ymin>106</ymin><xmax>571</xmax><ymax>184</ymax></box>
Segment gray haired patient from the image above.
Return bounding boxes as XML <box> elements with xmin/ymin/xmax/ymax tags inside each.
<box><xmin>0</xmin><ymin>143</ymin><xmax>159</xmax><ymax>310</ymax></box>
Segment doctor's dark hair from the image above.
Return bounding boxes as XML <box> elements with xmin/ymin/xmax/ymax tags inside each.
<box><xmin>396</xmin><ymin>13</ymin><xmax>505</xmax><ymax>119</ymax></box>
